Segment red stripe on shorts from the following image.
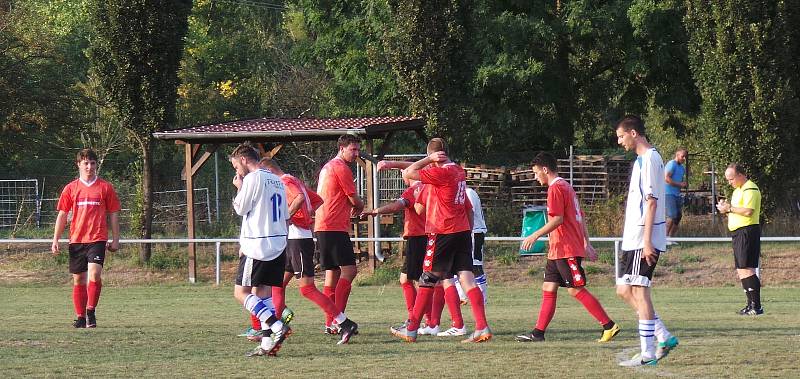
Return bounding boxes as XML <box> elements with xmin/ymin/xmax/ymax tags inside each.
<box><xmin>567</xmin><ymin>257</ymin><xmax>585</xmax><ymax>287</ymax></box>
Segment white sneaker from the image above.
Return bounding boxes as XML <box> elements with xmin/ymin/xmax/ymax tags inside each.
<box><xmin>418</xmin><ymin>325</ymin><xmax>440</xmax><ymax>335</ymax></box>
<box><xmin>436</xmin><ymin>326</ymin><xmax>467</xmax><ymax>337</ymax></box>
<box><xmin>618</xmin><ymin>353</ymin><xmax>658</xmax><ymax>367</ymax></box>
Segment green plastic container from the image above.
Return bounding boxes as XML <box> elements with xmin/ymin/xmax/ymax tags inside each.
<box><xmin>520</xmin><ymin>206</ymin><xmax>547</xmax><ymax>255</ymax></box>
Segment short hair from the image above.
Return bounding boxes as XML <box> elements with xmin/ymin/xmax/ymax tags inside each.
<box><xmin>337</xmin><ymin>134</ymin><xmax>362</xmax><ymax>148</ymax></box>
<box><xmin>259</xmin><ymin>157</ymin><xmax>280</xmax><ymax>170</ymax></box>
<box><xmin>616</xmin><ymin>115</ymin><xmax>645</xmax><ymax>136</ymax></box>
<box><xmin>676</xmin><ymin>147</ymin><xmax>688</xmax><ymax>155</ymax></box>
<box><xmin>229</xmin><ymin>142</ymin><xmax>260</xmax><ymax>162</ymax></box>
<box><xmin>76</xmin><ymin>148</ymin><xmax>98</xmax><ymax>163</ymax></box>
<box><xmin>727</xmin><ymin>162</ymin><xmax>747</xmax><ymax>176</ymax></box>
<box><xmin>426</xmin><ymin>137</ymin><xmax>448</xmax><ymax>155</ymax></box>
<box><xmin>531</xmin><ymin>152</ymin><xmax>558</xmax><ymax>173</ymax></box>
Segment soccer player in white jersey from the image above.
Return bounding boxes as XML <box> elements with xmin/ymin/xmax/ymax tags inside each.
<box><xmin>615</xmin><ymin>116</ymin><xmax>679</xmax><ymax>367</ymax></box>
<box><xmin>229</xmin><ymin>143</ymin><xmax>292</xmax><ymax>357</ymax></box>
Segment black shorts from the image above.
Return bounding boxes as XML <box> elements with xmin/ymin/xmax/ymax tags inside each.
<box><xmin>732</xmin><ymin>224</ymin><xmax>761</xmax><ymax>269</ymax></box>
<box><xmin>317</xmin><ymin>231</ymin><xmax>356</xmax><ymax>270</ymax></box>
<box><xmin>617</xmin><ymin>249</ymin><xmax>662</xmax><ymax>287</ymax></box>
<box><xmin>236</xmin><ymin>252</ymin><xmax>286</xmax><ymax>287</ymax></box>
<box><xmin>544</xmin><ymin>257</ymin><xmax>587</xmax><ymax>288</ymax></box>
<box><xmin>423</xmin><ymin>231</ymin><xmax>473</xmax><ymax>277</ymax></box>
<box><xmin>402</xmin><ymin>236</ymin><xmax>427</xmax><ymax>280</ymax></box>
<box><xmin>472</xmin><ymin>232</ymin><xmax>485</xmax><ymax>264</ymax></box>
<box><xmin>68</xmin><ymin>242</ymin><xmax>107</xmax><ymax>274</ymax></box>
<box><xmin>285</xmin><ymin>238</ymin><xmax>316</xmax><ymax>278</ymax></box>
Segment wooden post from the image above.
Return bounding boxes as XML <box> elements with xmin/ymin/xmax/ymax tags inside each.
<box><xmin>365</xmin><ymin>139</ymin><xmax>376</xmax><ymax>273</ymax></box>
<box><xmin>185</xmin><ymin>143</ymin><xmax>197</xmax><ymax>283</ymax></box>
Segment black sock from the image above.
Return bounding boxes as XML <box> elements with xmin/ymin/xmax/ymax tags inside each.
<box><xmin>742</xmin><ymin>275</ymin><xmax>761</xmax><ymax>309</ymax></box>
<box><xmin>740</xmin><ymin>278</ymin><xmax>752</xmax><ymax>306</ymax></box>
<box><xmin>533</xmin><ymin>328</ymin><xmax>545</xmax><ymax>338</ymax></box>
<box><xmin>603</xmin><ymin>321</ymin><xmax>615</xmax><ymax>330</ymax></box>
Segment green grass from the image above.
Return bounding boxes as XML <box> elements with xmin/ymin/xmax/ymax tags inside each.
<box><xmin>1</xmin><ymin>285</ymin><xmax>798</xmax><ymax>378</ymax></box>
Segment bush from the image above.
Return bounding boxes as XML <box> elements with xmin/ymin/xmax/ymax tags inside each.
<box><xmin>596</xmin><ymin>250</ymin><xmax>615</xmax><ymax>265</ymax></box>
<box><xmin>680</xmin><ymin>253</ymin><xmax>703</xmax><ymax>263</ymax></box>
<box><xmin>484</xmin><ymin>206</ymin><xmax>520</xmax><ymax>237</ymax></box>
<box><xmin>356</xmin><ymin>262</ymin><xmax>401</xmax><ymax>286</ymax></box>
<box><xmin>584</xmin><ymin>265</ymin><xmax>604</xmax><ymax>275</ymax></box>
<box><xmin>671</xmin><ymin>264</ymin><xmax>685</xmax><ymax>274</ymax></box>
<box><xmin>496</xmin><ymin>250</ymin><xmax>519</xmax><ymax>266</ymax></box>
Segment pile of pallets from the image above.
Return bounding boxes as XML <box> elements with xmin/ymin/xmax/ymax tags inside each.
<box><xmin>558</xmin><ymin>155</ymin><xmax>609</xmax><ymax>205</ymax></box>
<box><xmin>606</xmin><ymin>156</ymin><xmax>631</xmax><ymax>195</ymax></box>
<box><xmin>509</xmin><ymin>167</ymin><xmax>547</xmax><ymax>207</ymax></box>
<box><xmin>461</xmin><ymin>163</ymin><xmax>509</xmax><ymax>207</ymax></box>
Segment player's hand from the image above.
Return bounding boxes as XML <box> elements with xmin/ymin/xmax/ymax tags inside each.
<box><xmin>521</xmin><ymin>234</ymin><xmax>538</xmax><ymax>251</ymax></box>
<box><xmin>716</xmin><ymin>199</ymin><xmax>729</xmax><ymax>213</ymax></box>
<box><xmin>428</xmin><ymin>151</ymin><xmax>448</xmax><ymax>163</ymax></box>
<box><xmin>107</xmin><ymin>240</ymin><xmax>120</xmax><ymax>252</ymax></box>
<box><xmin>586</xmin><ymin>245</ymin><xmax>598</xmax><ymax>261</ymax></box>
<box><xmin>377</xmin><ymin>160</ymin><xmax>391</xmax><ymax>171</ymax></box>
<box><xmin>51</xmin><ymin>240</ymin><xmax>60</xmax><ymax>255</ymax></box>
<box><xmin>232</xmin><ymin>174</ymin><xmax>243</xmax><ymax>189</ymax></box>
<box><xmin>643</xmin><ymin>243</ymin><xmax>658</xmax><ymax>266</ymax></box>
<box><xmin>359</xmin><ymin>210</ymin><xmax>375</xmax><ymax>220</ymax></box>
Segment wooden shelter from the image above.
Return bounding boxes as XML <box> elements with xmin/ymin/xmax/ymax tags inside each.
<box><xmin>153</xmin><ymin>116</ymin><xmax>426</xmax><ymax>283</ymax></box>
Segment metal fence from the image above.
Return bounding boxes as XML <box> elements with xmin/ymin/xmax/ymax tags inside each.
<box><xmin>0</xmin><ymin>179</ymin><xmax>40</xmax><ymax>228</ymax></box>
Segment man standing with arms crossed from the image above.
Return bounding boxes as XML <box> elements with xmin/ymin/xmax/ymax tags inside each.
<box><xmin>716</xmin><ymin>163</ymin><xmax>763</xmax><ymax>315</ymax></box>
<box><xmin>615</xmin><ymin>116</ymin><xmax>679</xmax><ymax>366</ymax></box>
<box><xmin>52</xmin><ymin>148</ymin><xmax>121</xmax><ymax>329</ymax></box>
<box><xmin>315</xmin><ymin>134</ymin><xmax>363</xmax><ymax>338</ymax></box>
<box><xmin>665</xmin><ymin>148</ymin><xmax>688</xmax><ymax>244</ymax></box>
<box><xmin>390</xmin><ymin>138</ymin><xmax>491</xmax><ymax>343</ymax></box>
<box><xmin>229</xmin><ymin>144</ymin><xmax>291</xmax><ymax>357</ymax></box>
<box><xmin>516</xmin><ymin>152</ymin><xmax>619</xmax><ymax>343</ymax></box>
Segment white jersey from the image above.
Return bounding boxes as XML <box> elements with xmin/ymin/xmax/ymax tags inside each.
<box><xmin>466</xmin><ymin>188</ymin><xmax>487</xmax><ymax>233</ymax></box>
<box><xmin>622</xmin><ymin>148</ymin><xmax>667</xmax><ymax>252</ymax></box>
<box><xmin>233</xmin><ymin>168</ymin><xmax>289</xmax><ymax>261</ymax></box>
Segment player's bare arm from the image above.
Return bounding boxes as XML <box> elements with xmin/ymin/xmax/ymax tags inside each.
<box><xmin>348</xmin><ymin>194</ymin><xmax>364</xmax><ymax>216</ymax></box>
<box><xmin>402</xmin><ymin>152</ymin><xmax>446</xmax><ymax>181</ymax></box>
<box><xmin>51</xmin><ymin>210</ymin><xmax>68</xmax><ymax>255</ymax></box>
<box><xmin>643</xmin><ymin>196</ymin><xmax>658</xmax><ymax>265</ymax></box>
<box><xmin>377</xmin><ymin>160</ymin><xmax>413</xmax><ymax>171</ymax></box>
<box><xmin>521</xmin><ymin>215</ymin><xmax>563</xmax><ymax>250</ymax></box>
<box><xmin>108</xmin><ymin>212</ymin><xmax>120</xmax><ymax>252</ymax></box>
<box><xmin>361</xmin><ymin>199</ymin><xmax>405</xmax><ymax>218</ymax></box>
<box><xmin>287</xmin><ymin>192</ymin><xmax>305</xmax><ymax>217</ymax></box>
<box><xmin>581</xmin><ymin>217</ymin><xmax>598</xmax><ymax>261</ymax></box>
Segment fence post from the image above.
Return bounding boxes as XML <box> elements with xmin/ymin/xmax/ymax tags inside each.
<box><xmin>215</xmin><ymin>242</ymin><xmax>221</xmax><ymax>286</ymax></box>
<box><xmin>613</xmin><ymin>240</ymin><xmax>620</xmax><ymax>281</ymax></box>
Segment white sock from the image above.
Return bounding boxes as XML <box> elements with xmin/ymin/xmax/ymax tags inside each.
<box><xmin>639</xmin><ymin>319</ymin><xmax>656</xmax><ymax>360</ymax></box>
<box><xmin>475</xmin><ymin>273</ymin><xmax>488</xmax><ymax>303</ymax></box>
<box><xmin>454</xmin><ymin>275</ymin><xmax>467</xmax><ymax>301</ymax></box>
<box><xmin>653</xmin><ymin>313</ymin><xmax>672</xmax><ymax>343</ymax></box>
<box><xmin>333</xmin><ymin>313</ymin><xmax>347</xmax><ymax>325</ymax></box>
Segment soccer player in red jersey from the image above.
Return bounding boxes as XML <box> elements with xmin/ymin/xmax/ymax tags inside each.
<box><xmin>315</xmin><ymin>134</ymin><xmax>364</xmax><ymax>337</ymax></box>
<box><xmin>361</xmin><ymin>161</ymin><xmax>428</xmax><ymax>327</ymax></box>
<box><xmin>516</xmin><ymin>152</ymin><xmax>620</xmax><ymax>343</ymax></box>
<box><xmin>261</xmin><ymin>158</ymin><xmax>358</xmax><ymax>344</ymax></box>
<box><xmin>51</xmin><ymin>148</ymin><xmax>121</xmax><ymax>329</ymax></box>
<box><xmin>390</xmin><ymin>138</ymin><xmax>492</xmax><ymax>343</ymax></box>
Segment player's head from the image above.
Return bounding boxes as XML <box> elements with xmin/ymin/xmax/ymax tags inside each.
<box><xmin>75</xmin><ymin>148</ymin><xmax>99</xmax><ymax>179</ymax></box>
<box><xmin>426</xmin><ymin>137</ymin><xmax>448</xmax><ymax>155</ymax></box>
<box><xmin>259</xmin><ymin>157</ymin><xmax>283</xmax><ymax>175</ymax></box>
<box><xmin>229</xmin><ymin>142</ymin><xmax>260</xmax><ymax>176</ymax></box>
<box><xmin>675</xmin><ymin>148</ymin><xmax>688</xmax><ymax>164</ymax></box>
<box><xmin>531</xmin><ymin>152</ymin><xmax>558</xmax><ymax>186</ymax></box>
<box><xmin>724</xmin><ymin>163</ymin><xmax>748</xmax><ymax>188</ymax></box>
<box><xmin>337</xmin><ymin>134</ymin><xmax>361</xmax><ymax>163</ymax></box>
<box><xmin>615</xmin><ymin>115</ymin><xmax>646</xmax><ymax>151</ymax></box>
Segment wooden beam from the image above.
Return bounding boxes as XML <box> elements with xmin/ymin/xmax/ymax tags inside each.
<box><xmin>376</xmin><ymin>131</ymin><xmax>395</xmax><ymax>160</ymax></box>
<box><xmin>266</xmin><ymin>143</ymin><xmax>283</xmax><ymax>158</ymax></box>
<box><xmin>190</xmin><ymin>144</ymin><xmax>220</xmax><ymax>177</ymax></box>
<box><xmin>365</xmin><ymin>139</ymin><xmax>376</xmax><ymax>273</ymax></box>
<box><xmin>185</xmin><ymin>143</ymin><xmax>197</xmax><ymax>283</ymax></box>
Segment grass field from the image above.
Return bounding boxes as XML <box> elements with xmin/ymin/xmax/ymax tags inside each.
<box><xmin>1</xmin><ymin>284</ymin><xmax>798</xmax><ymax>378</ymax></box>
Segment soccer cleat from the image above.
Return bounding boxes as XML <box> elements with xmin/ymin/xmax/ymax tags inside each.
<box><xmin>436</xmin><ymin>326</ymin><xmax>467</xmax><ymax>337</ymax></box>
<box><xmin>325</xmin><ymin>324</ymin><xmax>340</xmax><ymax>335</ymax></box>
<box><xmin>515</xmin><ymin>331</ymin><xmax>545</xmax><ymax>342</ymax></box>
<box><xmin>619</xmin><ymin>353</ymin><xmax>658</xmax><ymax>367</ymax></box>
<box><xmin>86</xmin><ymin>310</ymin><xmax>97</xmax><ymax>328</ymax></box>
<box><xmin>597</xmin><ymin>323</ymin><xmax>620</xmax><ymax>343</ymax></box>
<box><xmin>239</xmin><ymin>327</ymin><xmax>265</xmax><ymax>341</ymax></box>
<box><xmin>263</xmin><ymin>324</ymin><xmax>291</xmax><ymax>356</ymax></box>
<box><xmin>337</xmin><ymin>319</ymin><xmax>359</xmax><ymax>345</ymax></box>
<box><xmin>656</xmin><ymin>336</ymin><xmax>679</xmax><ymax>360</ymax></box>
<box><xmin>418</xmin><ymin>324</ymin><xmax>440</xmax><ymax>336</ymax></box>
<box><xmin>737</xmin><ymin>305</ymin><xmax>752</xmax><ymax>315</ymax></box>
<box><xmin>461</xmin><ymin>327</ymin><xmax>492</xmax><ymax>343</ymax></box>
<box><xmin>245</xmin><ymin>344</ymin><xmax>271</xmax><ymax>357</ymax></box>
<box><xmin>72</xmin><ymin>317</ymin><xmax>87</xmax><ymax>328</ymax></box>
<box><xmin>459</xmin><ymin>298</ymin><xmax>469</xmax><ymax>306</ymax></box>
<box><xmin>390</xmin><ymin>325</ymin><xmax>418</xmax><ymax>342</ymax></box>
<box><xmin>281</xmin><ymin>307</ymin><xmax>294</xmax><ymax>325</ymax></box>
<box><xmin>743</xmin><ymin>307</ymin><xmax>764</xmax><ymax>316</ymax></box>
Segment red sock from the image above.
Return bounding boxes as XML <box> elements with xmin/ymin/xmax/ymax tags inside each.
<box><xmin>86</xmin><ymin>280</ymin><xmax>102</xmax><ymax>310</ymax></box>
<box><xmin>430</xmin><ymin>285</ymin><xmax>445</xmax><ymax>327</ymax></box>
<box><xmin>401</xmin><ymin>282</ymin><xmax>417</xmax><ymax>320</ymax></box>
<box><xmin>300</xmin><ymin>285</ymin><xmax>340</xmax><ymax>319</ymax></box>
<box><xmin>466</xmin><ymin>287</ymin><xmax>488</xmax><ymax>330</ymax></box>
<box><xmin>323</xmin><ymin>285</ymin><xmax>336</xmax><ymax>326</ymax></box>
<box><xmin>424</xmin><ymin>292</ymin><xmax>433</xmax><ymax>325</ymax></box>
<box><xmin>335</xmin><ymin>278</ymin><xmax>352</xmax><ymax>314</ymax></box>
<box><xmin>408</xmin><ymin>286</ymin><xmax>434</xmax><ymax>331</ymax></box>
<box><xmin>272</xmin><ymin>285</ymin><xmax>286</xmax><ymax>318</ymax></box>
<box><xmin>72</xmin><ymin>284</ymin><xmax>87</xmax><ymax>317</ymax></box>
<box><xmin>573</xmin><ymin>288</ymin><xmax>611</xmax><ymax>325</ymax></box>
<box><xmin>250</xmin><ymin>314</ymin><xmax>261</xmax><ymax>330</ymax></box>
<box><xmin>535</xmin><ymin>290</ymin><xmax>558</xmax><ymax>332</ymax></box>
<box><xmin>445</xmin><ymin>285</ymin><xmax>464</xmax><ymax>329</ymax></box>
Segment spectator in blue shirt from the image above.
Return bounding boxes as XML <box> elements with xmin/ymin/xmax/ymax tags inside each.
<box><xmin>664</xmin><ymin>148</ymin><xmax>687</xmax><ymax>244</ymax></box>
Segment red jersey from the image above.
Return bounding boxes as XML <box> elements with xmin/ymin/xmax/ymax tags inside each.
<box><xmin>57</xmin><ymin>178</ymin><xmax>121</xmax><ymax>244</ymax></box>
<box><xmin>314</xmin><ymin>157</ymin><xmax>356</xmax><ymax>232</ymax></box>
<box><xmin>546</xmin><ymin>177</ymin><xmax>587</xmax><ymax>259</ymax></box>
<box><xmin>281</xmin><ymin>174</ymin><xmax>323</xmax><ymax>230</ymax></box>
<box><xmin>399</xmin><ymin>182</ymin><xmax>426</xmax><ymax>237</ymax></box>
<box><xmin>417</xmin><ymin>163</ymin><xmax>471</xmax><ymax>234</ymax></box>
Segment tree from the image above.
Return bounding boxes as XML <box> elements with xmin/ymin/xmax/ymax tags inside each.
<box><xmin>88</xmin><ymin>0</ymin><xmax>192</xmax><ymax>261</ymax></box>
<box><xmin>685</xmin><ymin>0</ymin><xmax>800</xmax><ymax>211</ymax></box>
